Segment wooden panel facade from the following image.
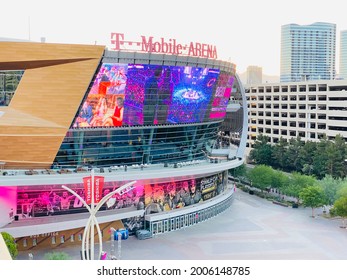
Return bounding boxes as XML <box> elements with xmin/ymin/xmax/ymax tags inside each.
<box><xmin>16</xmin><ymin>220</ymin><xmax>124</xmax><ymax>252</ymax></box>
<box><xmin>0</xmin><ymin>42</ymin><xmax>105</xmax><ymax>169</ymax></box>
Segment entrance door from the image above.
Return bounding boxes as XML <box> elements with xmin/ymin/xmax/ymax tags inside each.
<box><xmin>163</xmin><ymin>220</ymin><xmax>169</xmax><ymax>233</ymax></box>
<box><xmin>157</xmin><ymin>221</ymin><xmax>163</xmax><ymax>234</ymax></box>
<box><xmin>184</xmin><ymin>215</ymin><xmax>188</xmax><ymax>227</ymax></box>
<box><xmin>176</xmin><ymin>217</ymin><xmax>180</xmax><ymax>230</ymax></box>
<box><xmin>152</xmin><ymin>222</ymin><xmax>157</xmax><ymax>235</ymax></box>
<box><xmin>189</xmin><ymin>213</ymin><xmax>193</xmax><ymax>226</ymax></box>
<box><xmin>180</xmin><ymin>216</ymin><xmax>184</xmax><ymax>228</ymax></box>
<box><xmin>170</xmin><ymin>218</ymin><xmax>175</xmax><ymax>231</ymax></box>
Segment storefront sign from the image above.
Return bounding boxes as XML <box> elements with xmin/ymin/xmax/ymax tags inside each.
<box><xmin>200</xmin><ymin>175</ymin><xmax>217</xmax><ymax>194</ymax></box>
<box><xmin>30</xmin><ymin>232</ymin><xmax>58</xmax><ymax>238</ymax></box>
<box><xmin>111</xmin><ymin>33</ymin><xmax>218</xmax><ymax>59</ymax></box>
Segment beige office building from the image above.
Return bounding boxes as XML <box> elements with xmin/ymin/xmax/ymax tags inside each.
<box><xmin>246</xmin><ymin>80</ymin><xmax>347</xmax><ymax>154</ymax></box>
<box><xmin>246</xmin><ymin>65</ymin><xmax>262</xmax><ymax>85</ymax></box>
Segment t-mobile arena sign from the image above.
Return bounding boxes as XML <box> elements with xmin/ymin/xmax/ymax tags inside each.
<box><xmin>111</xmin><ymin>33</ymin><xmax>218</xmax><ymax>59</ymax></box>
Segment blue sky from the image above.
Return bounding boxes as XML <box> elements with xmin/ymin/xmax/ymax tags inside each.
<box><xmin>1</xmin><ymin>0</ymin><xmax>346</xmax><ymax>76</ymax></box>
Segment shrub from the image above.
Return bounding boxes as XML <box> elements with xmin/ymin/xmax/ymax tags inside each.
<box><xmin>329</xmin><ymin>207</ymin><xmax>337</xmax><ymax>216</ymax></box>
<box><xmin>1</xmin><ymin>232</ymin><xmax>18</xmax><ymax>259</ymax></box>
<box><xmin>44</xmin><ymin>252</ymin><xmax>71</xmax><ymax>260</ymax></box>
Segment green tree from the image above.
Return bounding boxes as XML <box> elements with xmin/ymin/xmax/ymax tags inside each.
<box><xmin>337</xmin><ymin>185</ymin><xmax>347</xmax><ymax>198</ymax></box>
<box><xmin>1</xmin><ymin>232</ymin><xmax>18</xmax><ymax>259</ymax></box>
<box><xmin>249</xmin><ymin>135</ymin><xmax>273</xmax><ymax>166</ymax></box>
<box><xmin>280</xmin><ymin>172</ymin><xmax>317</xmax><ymax>200</ymax></box>
<box><xmin>271</xmin><ymin>169</ymin><xmax>289</xmax><ymax>193</ymax></box>
<box><xmin>312</xmin><ymin>135</ymin><xmax>330</xmax><ymax>179</ymax></box>
<box><xmin>302</xmin><ymin>164</ymin><xmax>314</xmax><ymax>176</ymax></box>
<box><xmin>300</xmin><ymin>141</ymin><xmax>317</xmax><ymax>175</ymax></box>
<box><xmin>286</xmin><ymin>137</ymin><xmax>304</xmax><ymax>173</ymax></box>
<box><xmin>324</xmin><ymin>135</ymin><xmax>346</xmax><ymax>178</ymax></box>
<box><xmin>44</xmin><ymin>252</ymin><xmax>71</xmax><ymax>260</ymax></box>
<box><xmin>232</xmin><ymin>163</ymin><xmax>247</xmax><ymax>178</ymax></box>
<box><xmin>330</xmin><ymin>135</ymin><xmax>347</xmax><ymax>178</ymax></box>
<box><xmin>299</xmin><ymin>186</ymin><xmax>326</xmax><ymax>217</ymax></box>
<box><xmin>319</xmin><ymin>175</ymin><xmax>343</xmax><ymax>205</ymax></box>
<box><xmin>247</xmin><ymin>165</ymin><xmax>273</xmax><ymax>191</ymax></box>
<box><xmin>330</xmin><ymin>196</ymin><xmax>347</xmax><ymax>228</ymax></box>
<box><xmin>272</xmin><ymin>137</ymin><xmax>289</xmax><ymax>170</ymax></box>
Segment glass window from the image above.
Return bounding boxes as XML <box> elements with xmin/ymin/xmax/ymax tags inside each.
<box><xmin>0</xmin><ymin>70</ymin><xmax>24</xmax><ymax>106</ymax></box>
<box><xmin>55</xmin><ymin>123</ymin><xmax>220</xmax><ymax>167</ymax></box>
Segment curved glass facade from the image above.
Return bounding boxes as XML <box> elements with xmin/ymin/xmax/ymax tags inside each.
<box><xmin>72</xmin><ymin>63</ymin><xmax>233</xmax><ymax>128</ymax></box>
<box><xmin>55</xmin><ymin>122</ymin><xmax>221</xmax><ymax>167</ymax></box>
<box><xmin>54</xmin><ymin>57</ymin><xmax>238</xmax><ymax>168</ymax></box>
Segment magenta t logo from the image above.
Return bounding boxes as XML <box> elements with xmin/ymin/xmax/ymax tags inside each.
<box><xmin>110</xmin><ymin>33</ymin><xmax>125</xmax><ymax>50</ymax></box>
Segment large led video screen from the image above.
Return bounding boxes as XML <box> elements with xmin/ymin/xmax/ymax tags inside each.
<box><xmin>72</xmin><ymin>63</ymin><xmax>233</xmax><ymax>128</ymax></box>
<box><xmin>13</xmin><ymin>172</ymin><xmax>227</xmax><ymax>219</ymax></box>
<box><xmin>72</xmin><ymin>63</ymin><xmax>128</xmax><ymax>128</ymax></box>
<box><xmin>210</xmin><ymin>73</ymin><xmax>234</xmax><ymax>119</ymax></box>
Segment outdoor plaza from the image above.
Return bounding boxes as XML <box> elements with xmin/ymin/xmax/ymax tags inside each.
<box><xmin>16</xmin><ymin>188</ymin><xmax>347</xmax><ymax>260</ymax></box>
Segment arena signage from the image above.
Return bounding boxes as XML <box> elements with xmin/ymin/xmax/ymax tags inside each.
<box><xmin>111</xmin><ymin>33</ymin><xmax>218</xmax><ymax>59</ymax></box>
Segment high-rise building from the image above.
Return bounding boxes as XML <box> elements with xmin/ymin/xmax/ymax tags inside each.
<box><xmin>246</xmin><ymin>65</ymin><xmax>262</xmax><ymax>85</ymax></box>
<box><xmin>280</xmin><ymin>22</ymin><xmax>336</xmax><ymax>82</ymax></box>
<box><xmin>339</xmin><ymin>30</ymin><xmax>347</xmax><ymax>79</ymax></box>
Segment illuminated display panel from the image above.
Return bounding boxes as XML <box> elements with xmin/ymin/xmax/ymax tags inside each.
<box><xmin>72</xmin><ymin>63</ymin><xmax>128</xmax><ymax>128</ymax></box>
<box><xmin>72</xmin><ymin>63</ymin><xmax>233</xmax><ymax>128</ymax></box>
<box><xmin>125</xmin><ymin>64</ymin><xmax>219</xmax><ymax>125</ymax></box>
<box><xmin>210</xmin><ymin>73</ymin><xmax>234</xmax><ymax>119</ymax></box>
<box><xmin>13</xmin><ymin>173</ymin><xmax>226</xmax><ymax>218</ymax></box>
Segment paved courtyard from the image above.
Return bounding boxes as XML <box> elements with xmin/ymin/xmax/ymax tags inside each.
<box><xmin>16</xmin><ymin>189</ymin><xmax>347</xmax><ymax>260</ymax></box>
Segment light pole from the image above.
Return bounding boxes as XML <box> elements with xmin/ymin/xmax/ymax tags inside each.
<box><xmin>62</xmin><ymin>171</ymin><xmax>136</xmax><ymax>260</ymax></box>
<box><xmin>109</xmin><ymin>227</ymin><xmax>117</xmax><ymax>260</ymax></box>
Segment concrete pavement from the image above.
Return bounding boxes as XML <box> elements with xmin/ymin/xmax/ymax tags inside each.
<box><xmin>16</xmin><ymin>189</ymin><xmax>347</xmax><ymax>260</ymax></box>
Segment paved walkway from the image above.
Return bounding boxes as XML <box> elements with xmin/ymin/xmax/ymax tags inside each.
<box><xmin>16</xmin><ymin>189</ymin><xmax>347</xmax><ymax>260</ymax></box>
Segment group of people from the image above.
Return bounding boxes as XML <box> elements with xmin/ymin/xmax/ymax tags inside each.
<box><xmin>74</xmin><ymin>96</ymin><xmax>124</xmax><ymax>128</ymax></box>
<box><xmin>18</xmin><ymin>185</ymin><xmax>141</xmax><ymax>218</ymax></box>
<box><xmin>72</xmin><ymin>63</ymin><xmax>128</xmax><ymax>128</ymax></box>
<box><xmin>163</xmin><ymin>180</ymin><xmax>202</xmax><ymax>210</ymax></box>
<box><xmin>95</xmin><ymin>65</ymin><xmax>127</xmax><ymax>95</ymax></box>
<box><xmin>17</xmin><ymin>175</ymin><xmax>214</xmax><ymax>219</ymax></box>
<box><xmin>101</xmin><ymin>187</ymin><xmax>144</xmax><ymax>211</ymax></box>
<box><xmin>145</xmin><ymin>180</ymin><xmax>203</xmax><ymax>213</ymax></box>
<box><xmin>18</xmin><ymin>190</ymin><xmax>77</xmax><ymax>217</ymax></box>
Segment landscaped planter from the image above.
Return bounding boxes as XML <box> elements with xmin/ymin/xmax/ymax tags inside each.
<box><xmin>272</xmin><ymin>200</ymin><xmax>288</xmax><ymax>207</ymax></box>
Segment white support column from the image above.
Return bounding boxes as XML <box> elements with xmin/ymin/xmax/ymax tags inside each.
<box><xmin>90</xmin><ymin>169</ymin><xmax>95</xmax><ymax>260</ymax></box>
<box><xmin>62</xmin><ymin>179</ymin><xmax>136</xmax><ymax>260</ymax></box>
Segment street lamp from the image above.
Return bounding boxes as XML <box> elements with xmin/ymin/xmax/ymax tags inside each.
<box><xmin>62</xmin><ymin>170</ymin><xmax>136</xmax><ymax>260</ymax></box>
